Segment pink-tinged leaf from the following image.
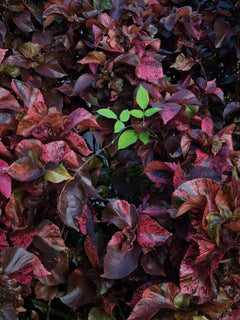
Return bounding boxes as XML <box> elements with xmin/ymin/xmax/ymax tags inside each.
<box><xmin>34</xmin><ymin>220</ymin><xmax>67</xmax><ymax>252</ymax></box>
<box><xmin>169</xmin><ymin>89</ymin><xmax>200</xmax><ymax>105</ymax></box>
<box><xmin>84</xmin><ymin>235</ymin><xmax>99</xmax><ymax>268</ymax></box>
<box><xmin>214</xmin><ymin>18</ymin><xmax>232</xmax><ymax>48</ymax></box>
<box><xmin>64</xmin><ymin>132</ymin><xmax>92</xmax><ymax>156</ymax></box>
<box><xmin>136</xmin><ymin>56</ymin><xmax>163</xmax><ymax>82</ymax></box>
<box><xmin>170</xmin><ymin>53</ymin><xmax>195</xmax><ymax>71</ymax></box>
<box><xmin>8</xmin><ymin>157</ymin><xmax>44</xmax><ymax>182</ymax></box>
<box><xmin>10</xmin><ymin>229</ymin><xmax>35</xmax><ymax>249</ymax></box>
<box><xmin>65</xmin><ymin>107</ymin><xmax>100</xmax><ymax>132</ymax></box>
<box><xmin>223</xmin><ymin>101</ymin><xmax>240</xmax><ymax>119</ymax></box>
<box><xmin>102</xmin><ymin>200</ymin><xmax>139</xmax><ymax>229</ymax></box>
<box><xmin>127</xmin><ymin>283</ymin><xmax>179</xmax><ymax>320</ymax></box>
<box><xmin>0</xmin><ymin>49</ymin><xmax>7</xmax><ymax>63</ymax></box>
<box><xmin>4</xmin><ymin>53</ymin><xmax>32</xmax><ymax>69</ymax></box>
<box><xmin>41</xmin><ymin>140</ymin><xmax>69</xmax><ymax>164</ymax></box>
<box><xmin>201</xmin><ymin>117</ymin><xmax>214</xmax><ymax>138</ymax></box>
<box><xmin>57</xmin><ymin>175</ymin><xmax>87</xmax><ymax>231</ymax></box>
<box><xmin>102</xmin><ymin>231</ymin><xmax>141</xmax><ymax>279</ymax></box>
<box><xmin>72</xmin><ymin>74</ymin><xmax>96</xmax><ymax>96</ymax></box>
<box><xmin>60</xmin><ymin>271</ymin><xmax>96</xmax><ymax>309</ymax></box>
<box><xmin>12</xmin><ymin>10</ymin><xmax>35</xmax><ymax>33</ymax></box>
<box><xmin>173</xmin><ymin>179</ymin><xmax>220</xmax><ymax>214</ymax></box>
<box><xmin>1</xmin><ymin>247</ymin><xmax>35</xmax><ymax>284</ymax></box>
<box><xmin>78</xmin><ymin>51</ymin><xmax>106</xmax><ymax>65</ymax></box>
<box><xmin>0</xmin><ymin>172</ymin><xmax>11</xmax><ymax>198</ymax></box>
<box><xmin>173</xmin><ymin>163</ymin><xmax>186</xmax><ymax>188</ymax></box>
<box><xmin>0</xmin><ymin>229</ymin><xmax>9</xmax><ymax>252</ymax></box>
<box><xmin>0</xmin><ymin>87</ymin><xmax>20</xmax><ymax>111</ymax></box>
<box><xmin>174</xmin><ymin>195</ymin><xmax>207</xmax><ymax>218</ymax></box>
<box><xmin>137</xmin><ymin>215</ymin><xmax>172</xmax><ymax>248</ymax></box>
<box><xmin>0</xmin><ymin>141</ymin><xmax>12</xmax><ymax>158</ymax></box>
<box><xmin>183</xmin><ymin>13</ymin><xmax>202</xmax><ymax>40</ymax></box>
<box><xmin>153</xmin><ymin>102</ymin><xmax>182</xmax><ymax>124</ymax></box>
<box><xmin>35</xmin><ymin>55</ymin><xmax>67</xmax><ymax>78</ymax></box>
<box><xmin>15</xmin><ymin>139</ymin><xmax>43</xmax><ymax>158</ymax></box>
<box><xmin>11</xmin><ymin>79</ymin><xmax>45</xmax><ymax>109</ymax></box>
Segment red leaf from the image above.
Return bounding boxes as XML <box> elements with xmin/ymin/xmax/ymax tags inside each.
<box><xmin>102</xmin><ymin>199</ymin><xmax>139</xmax><ymax>229</ymax></box>
<box><xmin>127</xmin><ymin>283</ymin><xmax>179</xmax><ymax>320</ymax></box>
<box><xmin>137</xmin><ymin>215</ymin><xmax>172</xmax><ymax>248</ymax></box>
<box><xmin>72</xmin><ymin>74</ymin><xmax>96</xmax><ymax>96</ymax></box>
<box><xmin>102</xmin><ymin>231</ymin><xmax>141</xmax><ymax>279</ymax></box>
<box><xmin>136</xmin><ymin>56</ymin><xmax>163</xmax><ymax>82</ymax></box>
<box><xmin>11</xmin><ymin>79</ymin><xmax>45</xmax><ymax>110</ymax></box>
<box><xmin>57</xmin><ymin>175</ymin><xmax>87</xmax><ymax>231</ymax></box>
<box><xmin>65</xmin><ymin>107</ymin><xmax>100</xmax><ymax>132</ymax></box>
<box><xmin>64</xmin><ymin>132</ymin><xmax>92</xmax><ymax>156</ymax></box>
<box><xmin>10</xmin><ymin>229</ymin><xmax>35</xmax><ymax>249</ymax></box>
<box><xmin>0</xmin><ymin>87</ymin><xmax>20</xmax><ymax>111</ymax></box>
<box><xmin>35</xmin><ymin>55</ymin><xmax>67</xmax><ymax>78</ymax></box>
<box><xmin>60</xmin><ymin>271</ymin><xmax>96</xmax><ymax>309</ymax></box>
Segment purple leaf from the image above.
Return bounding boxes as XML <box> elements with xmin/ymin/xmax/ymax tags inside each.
<box><xmin>72</xmin><ymin>74</ymin><xmax>96</xmax><ymax>96</ymax></box>
<box><xmin>12</xmin><ymin>10</ymin><xmax>35</xmax><ymax>33</ymax></box>
<box><xmin>35</xmin><ymin>55</ymin><xmax>67</xmax><ymax>78</ymax></box>
<box><xmin>102</xmin><ymin>231</ymin><xmax>141</xmax><ymax>279</ymax></box>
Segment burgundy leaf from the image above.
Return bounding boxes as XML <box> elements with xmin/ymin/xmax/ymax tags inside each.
<box><xmin>72</xmin><ymin>74</ymin><xmax>96</xmax><ymax>96</ymax></box>
<box><xmin>35</xmin><ymin>55</ymin><xmax>67</xmax><ymax>78</ymax></box>
<box><xmin>32</xmin><ymin>30</ymin><xmax>54</xmax><ymax>48</ymax></box>
<box><xmin>0</xmin><ymin>141</ymin><xmax>12</xmax><ymax>158</ymax></box>
<box><xmin>141</xmin><ymin>253</ymin><xmax>166</xmax><ymax>276</ymax></box>
<box><xmin>0</xmin><ymin>229</ymin><xmax>9</xmax><ymax>252</ymax></box>
<box><xmin>8</xmin><ymin>156</ymin><xmax>44</xmax><ymax>182</ymax></box>
<box><xmin>12</xmin><ymin>10</ymin><xmax>35</xmax><ymax>33</ymax></box>
<box><xmin>127</xmin><ymin>283</ymin><xmax>179</xmax><ymax>320</ymax></box>
<box><xmin>84</xmin><ymin>235</ymin><xmax>99</xmax><ymax>268</ymax></box>
<box><xmin>175</xmin><ymin>195</ymin><xmax>207</xmax><ymax>218</ymax></box>
<box><xmin>114</xmin><ymin>53</ymin><xmax>140</xmax><ymax>67</ymax></box>
<box><xmin>136</xmin><ymin>56</ymin><xmax>163</xmax><ymax>82</ymax></box>
<box><xmin>57</xmin><ymin>175</ymin><xmax>87</xmax><ymax>231</ymax></box>
<box><xmin>102</xmin><ymin>231</ymin><xmax>141</xmax><ymax>279</ymax></box>
<box><xmin>102</xmin><ymin>199</ymin><xmax>139</xmax><ymax>229</ymax></box>
<box><xmin>0</xmin><ymin>159</ymin><xmax>11</xmax><ymax>198</ymax></box>
<box><xmin>0</xmin><ymin>88</ymin><xmax>20</xmax><ymax>111</ymax></box>
<box><xmin>137</xmin><ymin>215</ymin><xmax>172</xmax><ymax>248</ymax></box>
<box><xmin>60</xmin><ymin>271</ymin><xmax>96</xmax><ymax>309</ymax></box>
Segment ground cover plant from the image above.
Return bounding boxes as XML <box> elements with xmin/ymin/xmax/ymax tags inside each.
<box><xmin>0</xmin><ymin>0</ymin><xmax>240</xmax><ymax>319</ymax></box>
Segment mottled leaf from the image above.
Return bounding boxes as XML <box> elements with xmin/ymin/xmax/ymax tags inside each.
<box><xmin>78</xmin><ymin>51</ymin><xmax>106</xmax><ymax>64</ymax></box>
<box><xmin>171</xmin><ymin>53</ymin><xmax>195</xmax><ymax>71</ymax></box>
<box><xmin>136</xmin><ymin>57</ymin><xmax>163</xmax><ymax>82</ymax></box>
<box><xmin>0</xmin><ymin>87</ymin><xmax>19</xmax><ymax>111</ymax></box>
<box><xmin>8</xmin><ymin>156</ymin><xmax>44</xmax><ymax>182</ymax></box>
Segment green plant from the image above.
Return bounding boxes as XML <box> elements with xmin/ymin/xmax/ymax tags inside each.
<box><xmin>97</xmin><ymin>85</ymin><xmax>159</xmax><ymax>149</ymax></box>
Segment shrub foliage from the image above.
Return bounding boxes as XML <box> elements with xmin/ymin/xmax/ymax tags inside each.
<box><xmin>0</xmin><ymin>0</ymin><xmax>239</xmax><ymax>319</ymax></box>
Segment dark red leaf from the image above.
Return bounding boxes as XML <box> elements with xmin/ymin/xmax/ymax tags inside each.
<box><xmin>141</xmin><ymin>253</ymin><xmax>166</xmax><ymax>276</ymax></box>
<box><xmin>35</xmin><ymin>55</ymin><xmax>67</xmax><ymax>78</ymax></box>
<box><xmin>41</xmin><ymin>140</ymin><xmax>70</xmax><ymax>164</ymax></box>
<box><xmin>60</xmin><ymin>271</ymin><xmax>96</xmax><ymax>309</ymax></box>
<box><xmin>57</xmin><ymin>175</ymin><xmax>87</xmax><ymax>231</ymax></box>
<box><xmin>72</xmin><ymin>74</ymin><xmax>96</xmax><ymax>96</ymax></box>
<box><xmin>127</xmin><ymin>283</ymin><xmax>179</xmax><ymax>320</ymax></box>
<box><xmin>102</xmin><ymin>200</ymin><xmax>139</xmax><ymax>229</ymax></box>
<box><xmin>175</xmin><ymin>195</ymin><xmax>207</xmax><ymax>218</ymax></box>
<box><xmin>0</xmin><ymin>171</ymin><xmax>11</xmax><ymax>199</ymax></box>
<box><xmin>0</xmin><ymin>88</ymin><xmax>20</xmax><ymax>111</ymax></box>
<box><xmin>65</xmin><ymin>107</ymin><xmax>100</xmax><ymax>132</ymax></box>
<box><xmin>64</xmin><ymin>132</ymin><xmax>92</xmax><ymax>156</ymax></box>
<box><xmin>84</xmin><ymin>235</ymin><xmax>99</xmax><ymax>268</ymax></box>
<box><xmin>0</xmin><ymin>229</ymin><xmax>9</xmax><ymax>252</ymax></box>
<box><xmin>0</xmin><ymin>141</ymin><xmax>13</xmax><ymax>158</ymax></box>
<box><xmin>102</xmin><ymin>231</ymin><xmax>141</xmax><ymax>279</ymax></box>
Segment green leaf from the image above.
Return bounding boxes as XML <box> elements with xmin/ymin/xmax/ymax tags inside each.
<box><xmin>193</xmin><ymin>316</ymin><xmax>209</xmax><ymax>320</ymax></box>
<box><xmin>44</xmin><ymin>165</ymin><xmax>73</xmax><ymax>183</ymax></box>
<box><xmin>88</xmin><ymin>307</ymin><xmax>116</xmax><ymax>320</ymax></box>
<box><xmin>144</xmin><ymin>107</ymin><xmax>160</xmax><ymax>117</ymax></box>
<box><xmin>130</xmin><ymin>109</ymin><xmax>144</xmax><ymax>118</ymax></box>
<box><xmin>185</xmin><ymin>104</ymin><xmax>199</xmax><ymax>118</ymax></box>
<box><xmin>97</xmin><ymin>108</ymin><xmax>117</xmax><ymax>119</ymax></box>
<box><xmin>118</xmin><ymin>129</ymin><xmax>138</xmax><ymax>150</ymax></box>
<box><xmin>206</xmin><ymin>212</ymin><xmax>224</xmax><ymax>245</ymax></box>
<box><xmin>173</xmin><ymin>294</ymin><xmax>190</xmax><ymax>311</ymax></box>
<box><xmin>138</xmin><ymin>131</ymin><xmax>150</xmax><ymax>145</ymax></box>
<box><xmin>120</xmin><ymin>109</ymin><xmax>130</xmax><ymax>122</ymax></box>
<box><xmin>136</xmin><ymin>85</ymin><xmax>149</xmax><ymax>110</ymax></box>
<box><xmin>114</xmin><ymin>120</ymin><xmax>125</xmax><ymax>133</ymax></box>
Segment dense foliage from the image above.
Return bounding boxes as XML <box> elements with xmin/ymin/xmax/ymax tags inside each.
<box><xmin>0</xmin><ymin>0</ymin><xmax>240</xmax><ymax>319</ymax></box>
